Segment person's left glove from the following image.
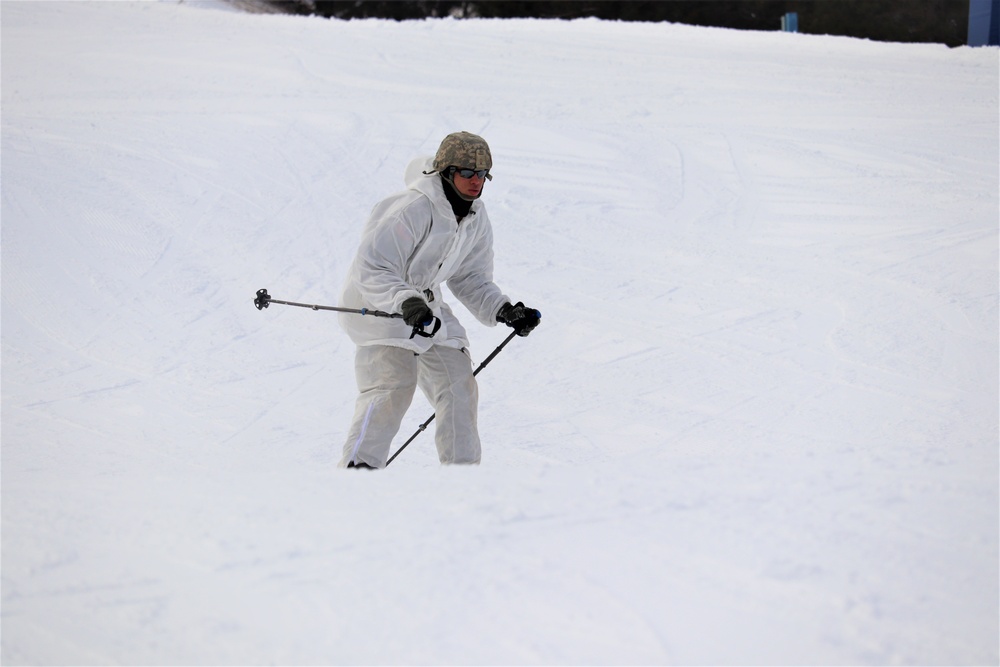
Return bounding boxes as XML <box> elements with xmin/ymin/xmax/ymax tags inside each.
<box><xmin>497</xmin><ymin>301</ymin><xmax>541</xmax><ymax>337</ymax></box>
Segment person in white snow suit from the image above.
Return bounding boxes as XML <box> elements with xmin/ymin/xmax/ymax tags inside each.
<box><xmin>338</xmin><ymin>131</ymin><xmax>541</xmax><ymax>469</ymax></box>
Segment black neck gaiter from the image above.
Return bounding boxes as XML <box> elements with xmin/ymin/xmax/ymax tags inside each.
<box><xmin>440</xmin><ymin>174</ymin><xmax>474</xmax><ymax>222</ymax></box>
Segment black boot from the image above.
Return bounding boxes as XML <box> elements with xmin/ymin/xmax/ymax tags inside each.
<box><xmin>347</xmin><ymin>460</ymin><xmax>375</xmax><ymax>470</ymax></box>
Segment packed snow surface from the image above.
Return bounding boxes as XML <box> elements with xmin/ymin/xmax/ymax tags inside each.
<box><xmin>2</xmin><ymin>2</ymin><xmax>998</xmax><ymax>664</ymax></box>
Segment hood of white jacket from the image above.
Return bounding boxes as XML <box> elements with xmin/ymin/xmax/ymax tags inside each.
<box><xmin>404</xmin><ymin>155</ymin><xmax>434</xmax><ymax>189</ymax></box>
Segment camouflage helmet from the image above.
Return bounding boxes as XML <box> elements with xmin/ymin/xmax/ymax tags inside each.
<box><xmin>433</xmin><ymin>131</ymin><xmax>492</xmax><ymax>173</ymax></box>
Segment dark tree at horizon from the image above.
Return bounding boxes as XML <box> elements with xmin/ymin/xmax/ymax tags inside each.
<box><xmin>269</xmin><ymin>0</ymin><xmax>970</xmax><ymax>47</ymax></box>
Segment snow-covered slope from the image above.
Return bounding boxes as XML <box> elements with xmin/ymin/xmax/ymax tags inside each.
<box><xmin>2</xmin><ymin>2</ymin><xmax>997</xmax><ymax>664</ymax></box>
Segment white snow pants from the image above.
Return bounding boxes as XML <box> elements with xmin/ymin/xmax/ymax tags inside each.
<box><xmin>340</xmin><ymin>344</ymin><xmax>481</xmax><ymax>468</ymax></box>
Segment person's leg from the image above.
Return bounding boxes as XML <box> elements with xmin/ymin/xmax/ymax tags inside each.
<box><xmin>417</xmin><ymin>345</ymin><xmax>481</xmax><ymax>464</ymax></box>
<box><xmin>340</xmin><ymin>345</ymin><xmax>417</xmax><ymax>468</ymax></box>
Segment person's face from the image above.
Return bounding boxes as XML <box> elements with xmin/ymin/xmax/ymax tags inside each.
<box><xmin>451</xmin><ymin>168</ymin><xmax>488</xmax><ymax>199</ymax></box>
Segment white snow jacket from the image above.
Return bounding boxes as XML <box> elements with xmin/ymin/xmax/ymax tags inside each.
<box><xmin>339</xmin><ymin>156</ymin><xmax>509</xmax><ymax>353</ymax></box>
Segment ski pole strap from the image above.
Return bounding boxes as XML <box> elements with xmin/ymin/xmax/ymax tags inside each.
<box><xmin>409</xmin><ymin>316</ymin><xmax>442</xmax><ymax>339</ymax></box>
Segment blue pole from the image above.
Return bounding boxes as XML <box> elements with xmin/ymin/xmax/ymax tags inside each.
<box><xmin>968</xmin><ymin>0</ymin><xmax>1000</xmax><ymax>46</ymax></box>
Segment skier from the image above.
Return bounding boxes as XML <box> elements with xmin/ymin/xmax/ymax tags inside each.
<box><xmin>338</xmin><ymin>131</ymin><xmax>540</xmax><ymax>469</ymax></box>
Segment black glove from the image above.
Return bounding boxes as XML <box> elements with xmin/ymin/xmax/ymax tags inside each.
<box><xmin>497</xmin><ymin>301</ymin><xmax>541</xmax><ymax>337</ymax></box>
<box><xmin>401</xmin><ymin>297</ymin><xmax>434</xmax><ymax>327</ymax></box>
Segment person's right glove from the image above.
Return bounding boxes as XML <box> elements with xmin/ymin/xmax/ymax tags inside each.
<box><xmin>401</xmin><ymin>297</ymin><xmax>434</xmax><ymax>327</ymax></box>
<box><xmin>497</xmin><ymin>301</ymin><xmax>541</xmax><ymax>337</ymax></box>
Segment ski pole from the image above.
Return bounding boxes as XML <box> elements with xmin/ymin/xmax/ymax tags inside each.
<box><xmin>254</xmin><ymin>288</ymin><xmax>399</xmax><ymax>318</ymax></box>
<box><xmin>254</xmin><ymin>288</ymin><xmax>440</xmax><ymax>338</ymax></box>
<box><xmin>385</xmin><ymin>329</ymin><xmax>519</xmax><ymax>467</ymax></box>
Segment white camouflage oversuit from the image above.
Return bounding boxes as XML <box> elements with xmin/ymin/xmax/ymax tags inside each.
<box><xmin>338</xmin><ymin>154</ymin><xmax>510</xmax><ymax>468</ymax></box>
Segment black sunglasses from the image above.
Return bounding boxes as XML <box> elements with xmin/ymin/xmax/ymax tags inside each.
<box><xmin>448</xmin><ymin>167</ymin><xmax>491</xmax><ymax>180</ymax></box>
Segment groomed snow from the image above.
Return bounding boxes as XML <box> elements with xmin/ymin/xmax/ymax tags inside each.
<box><xmin>2</xmin><ymin>2</ymin><xmax>998</xmax><ymax>664</ymax></box>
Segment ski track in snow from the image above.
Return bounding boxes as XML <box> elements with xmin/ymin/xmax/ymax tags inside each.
<box><xmin>2</xmin><ymin>2</ymin><xmax>998</xmax><ymax>664</ymax></box>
